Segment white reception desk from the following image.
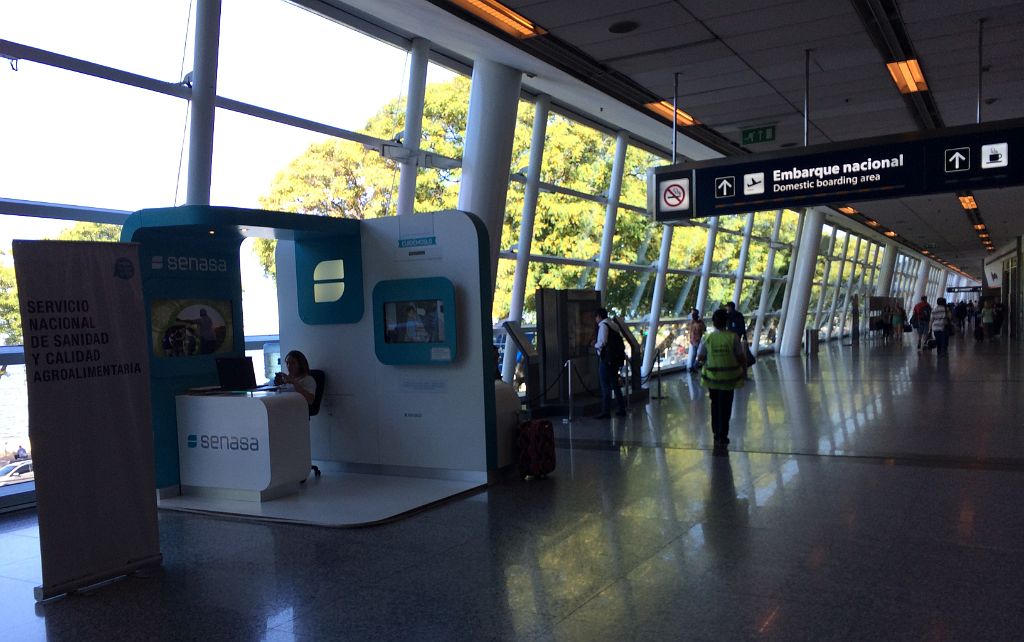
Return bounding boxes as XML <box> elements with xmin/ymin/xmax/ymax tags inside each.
<box><xmin>176</xmin><ymin>391</ymin><xmax>311</xmax><ymax>501</ymax></box>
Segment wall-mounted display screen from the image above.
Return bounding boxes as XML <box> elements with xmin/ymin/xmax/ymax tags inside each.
<box><xmin>373</xmin><ymin>278</ymin><xmax>457</xmax><ymax>365</ymax></box>
<box><xmin>151</xmin><ymin>298</ymin><xmax>233</xmax><ymax>357</ymax></box>
<box><xmin>383</xmin><ymin>300</ymin><xmax>446</xmax><ymax>344</ymax></box>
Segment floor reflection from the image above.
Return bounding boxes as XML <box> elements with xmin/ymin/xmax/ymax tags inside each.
<box><xmin>2</xmin><ymin>336</ymin><xmax>1024</xmax><ymax>639</ymax></box>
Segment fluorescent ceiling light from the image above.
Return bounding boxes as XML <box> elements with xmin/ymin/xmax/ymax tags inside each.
<box><xmin>448</xmin><ymin>0</ymin><xmax>547</xmax><ymax>38</ymax></box>
<box><xmin>645</xmin><ymin>101</ymin><xmax>699</xmax><ymax>127</ymax></box>
<box><xmin>886</xmin><ymin>59</ymin><xmax>928</xmax><ymax>94</ymax></box>
<box><xmin>958</xmin><ymin>195</ymin><xmax>977</xmax><ymax>210</ymax></box>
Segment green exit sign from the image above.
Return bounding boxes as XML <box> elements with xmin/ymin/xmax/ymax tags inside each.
<box><xmin>741</xmin><ymin>125</ymin><xmax>776</xmax><ymax>145</ymax></box>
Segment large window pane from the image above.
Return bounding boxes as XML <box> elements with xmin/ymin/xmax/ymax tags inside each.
<box><xmin>219</xmin><ymin>0</ymin><xmax>408</xmax><ymax>133</ymax></box>
<box><xmin>4</xmin><ymin>0</ymin><xmax>194</xmax><ymax>80</ymax></box>
<box><xmin>2</xmin><ymin>65</ymin><xmax>187</xmax><ymax>210</ymax></box>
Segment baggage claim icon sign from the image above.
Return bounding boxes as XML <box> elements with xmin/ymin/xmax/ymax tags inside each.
<box><xmin>659</xmin><ymin>178</ymin><xmax>691</xmax><ymax>213</ymax></box>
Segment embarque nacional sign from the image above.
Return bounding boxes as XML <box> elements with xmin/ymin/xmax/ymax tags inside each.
<box><xmin>652</xmin><ymin>117</ymin><xmax>1024</xmax><ymax>221</ymax></box>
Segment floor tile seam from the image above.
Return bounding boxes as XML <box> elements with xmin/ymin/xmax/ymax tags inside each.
<box><xmin>556</xmin><ymin>439</ymin><xmax>1024</xmax><ymax>473</ymax></box>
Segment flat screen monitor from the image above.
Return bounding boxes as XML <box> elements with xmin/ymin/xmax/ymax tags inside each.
<box><xmin>383</xmin><ymin>300</ymin><xmax>446</xmax><ymax>344</ymax></box>
<box><xmin>372</xmin><ymin>277</ymin><xmax>457</xmax><ymax>365</ymax></box>
<box><xmin>151</xmin><ymin>299</ymin><xmax>233</xmax><ymax>357</ymax></box>
<box><xmin>215</xmin><ymin>356</ymin><xmax>257</xmax><ymax>390</ymax></box>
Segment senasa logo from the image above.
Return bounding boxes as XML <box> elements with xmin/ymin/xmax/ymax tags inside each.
<box><xmin>186</xmin><ymin>433</ymin><xmax>260</xmax><ymax>452</ymax></box>
<box><xmin>151</xmin><ymin>255</ymin><xmax>228</xmax><ymax>273</ymax></box>
<box><xmin>313</xmin><ymin>259</ymin><xmax>345</xmax><ymax>303</ymax></box>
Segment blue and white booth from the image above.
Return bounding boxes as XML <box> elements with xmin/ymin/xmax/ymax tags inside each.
<box><xmin>122</xmin><ymin>206</ymin><xmax>498</xmax><ymax>525</ymax></box>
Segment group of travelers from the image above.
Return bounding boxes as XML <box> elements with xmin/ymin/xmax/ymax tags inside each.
<box><xmin>908</xmin><ymin>296</ymin><xmax>1003</xmax><ymax>355</ymax></box>
<box><xmin>878</xmin><ymin>302</ymin><xmax>909</xmax><ymax>341</ymax></box>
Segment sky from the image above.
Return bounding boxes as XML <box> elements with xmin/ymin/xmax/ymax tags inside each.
<box><xmin>0</xmin><ymin>0</ymin><xmax>455</xmax><ymax>334</ymax></box>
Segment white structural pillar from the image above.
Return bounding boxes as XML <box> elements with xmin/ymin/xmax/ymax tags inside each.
<box><xmin>731</xmin><ymin>212</ymin><xmax>755</xmax><ymax>306</ymax></box>
<box><xmin>874</xmin><ymin>242</ymin><xmax>898</xmax><ymax>296</ymax></box>
<box><xmin>695</xmin><ymin>217</ymin><xmax>720</xmax><ymax>314</ymax></box>
<box><xmin>779</xmin><ymin>207</ymin><xmax>826</xmax><ymax>357</ymax></box>
<box><xmin>185</xmin><ymin>0</ymin><xmax>222</xmax><ymax>206</ymax></box>
<box><xmin>838</xmin><ymin>237</ymin><xmax>862</xmax><ymax>334</ymax></box>
<box><xmin>813</xmin><ymin>228</ymin><xmax>839</xmax><ymax>328</ymax></box>
<box><xmin>641</xmin><ymin>225</ymin><xmax>674</xmax><ymax>378</ymax></box>
<box><xmin>911</xmin><ymin>259</ymin><xmax>930</xmax><ymax>304</ymax></box>
<box><xmin>825</xmin><ymin>233</ymin><xmax>850</xmax><ymax>338</ymax></box>
<box><xmin>752</xmin><ymin>210</ymin><xmax>783</xmax><ymax>354</ymax></box>
<box><xmin>458</xmin><ymin>59</ymin><xmax>523</xmax><ymax>292</ymax></box>
<box><xmin>501</xmin><ymin>96</ymin><xmax>549</xmax><ymax>382</ymax></box>
<box><xmin>939</xmin><ymin>270</ymin><xmax>950</xmax><ymax>298</ymax></box>
<box><xmin>396</xmin><ymin>38</ymin><xmax>430</xmax><ymax>217</ymax></box>
<box><xmin>776</xmin><ymin>210</ymin><xmax>806</xmax><ymax>345</ymax></box>
<box><xmin>595</xmin><ymin>131</ymin><xmax>629</xmax><ymax>300</ymax></box>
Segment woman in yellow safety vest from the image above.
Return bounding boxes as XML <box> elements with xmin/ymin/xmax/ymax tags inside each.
<box><xmin>697</xmin><ymin>309</ymin><xmax>747</xmax><ymax>455</ymax></box>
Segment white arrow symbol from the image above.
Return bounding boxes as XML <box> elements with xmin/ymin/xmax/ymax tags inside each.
<box><xmin>950</xmin><ymin>151</ymin><xmax>966</xmax><ymax>168</ymax></box>
<box><xmin>717</xmin><ymin>179</ymin><xmax>731</xmax><ymax>195</ymax></box>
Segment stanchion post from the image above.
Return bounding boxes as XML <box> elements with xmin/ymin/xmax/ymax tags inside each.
<box><xmin>649</xmin><ymin>349</ymin><xmax>667</xmax><ymax>400</ymax></box>
<box><xmin>565</xmin><ymin>359</ymin><xmax>573</xmax><ymax>423</ymax></box>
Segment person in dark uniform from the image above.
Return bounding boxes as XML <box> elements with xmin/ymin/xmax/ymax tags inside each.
<box><xmin>724</xmin><ymin>302</ymin><xmax>746</xmax><ymax>342</ymax></box>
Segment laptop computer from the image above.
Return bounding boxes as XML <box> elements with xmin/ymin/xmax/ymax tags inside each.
<box><xmin>214</xmin><ymin>356</ymin><xmax>259</xmax><ymax>391</ymax></box>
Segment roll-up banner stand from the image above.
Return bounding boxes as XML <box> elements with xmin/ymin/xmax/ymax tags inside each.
<box><xmin>13</xmin><ymin>241</ymin><xmax>162</xmax><ymax>601</ymax></box>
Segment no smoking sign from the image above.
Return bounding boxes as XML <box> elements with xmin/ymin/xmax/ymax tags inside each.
<box><xmin>660</xmin><ymin>178</ymin><xmax>690</xmax><ymax>212</ymax></box>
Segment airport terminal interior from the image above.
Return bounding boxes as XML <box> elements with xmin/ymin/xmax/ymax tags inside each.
<box><xmin>2</xmin><ymin>0</ymin><xmax>1024</xmax><ymax>639</ymax></box>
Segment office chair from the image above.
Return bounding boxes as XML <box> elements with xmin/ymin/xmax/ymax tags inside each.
<box><xmin>307</xmin><ymin>369</ymin><xmax>326</xmax><ymax>479</ymax></box>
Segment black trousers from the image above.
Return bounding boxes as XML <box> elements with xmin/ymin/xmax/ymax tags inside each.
<box><xmin>708</xmin><ymin>388</ymin><xmax>735</xmax><ymax>442</ymax></box>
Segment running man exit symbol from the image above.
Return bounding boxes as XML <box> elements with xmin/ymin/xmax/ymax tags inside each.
<box><xmin>945</xmin><ymin>147</ymin><xmax>969</xmax><ymax>172</ymax></box>
<box><xmin>715</xmin><ymin>176</ymin><xmax>735</xmax><ymax>198</ymax></box>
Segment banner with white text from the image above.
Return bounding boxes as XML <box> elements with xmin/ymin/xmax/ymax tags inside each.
<box><xmin>13</xmin><ymin>240</ymin><xmax>161</xmax><ymax>601</ymax></box>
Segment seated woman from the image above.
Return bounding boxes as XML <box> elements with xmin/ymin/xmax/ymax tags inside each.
<box><xmin>274</xmin><ymin>350</ymin><xmax>317</xmax><ymax>405</ymax></box>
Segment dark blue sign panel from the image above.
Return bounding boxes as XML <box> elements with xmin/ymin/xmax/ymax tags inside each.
<box><xmin>653</xmin><ymin>118</ymin><xmax>1024</xmax><ymax>221</ymax></box>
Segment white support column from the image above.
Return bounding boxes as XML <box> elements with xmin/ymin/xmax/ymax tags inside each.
<box><xmin>813</xmin><ymin>227</ymin><xmax>838</xmax><ymax>329</ymax></box>
<box><xmin>641</xmin><ymin>226</ymin><xmax>674</xmax><ymax>378</ymax></box>
<box><xmin>595</xmin><ymin>131</ymin><xmax>629</xmax><ymax>300</ymax></box>
<box><xmin>838</xmin><ymin>237</ymin><xmax>862</xmax><ymax>335</ymax></box>
<box><xmin>826</xmin><ymin>233</ymin><xmax>850</xmax><ymax>338</ymax></box>
<box><xmin>939</xmin><ymin>270</ymin><xmax>950</xmax><ymax>299</ymax></box>
<box><xmin>458</xmin><ymin>59</ymin><xmax>523</xmax><ymax>292</ymax></box>
<box><xmin>185</xmin><ymin>0</ymin><xmax>222</xmax><ymax>206</ymax></box>
<box><xmin>695</xmin><ymin>217</ymin><xmax>719</xmax><ymax>314</ymax></box>
<box><xmin>862</xmin><ymin>244</ymin><xmax>881</xmax><ymax>332</ymax></box>
<box><xmin>874</xmin><ymin>242</ymin><xmax>898</xmax><ymax>296</ymax></box>
<box><xmin>731</xmin><ymin>212</ymin><xmax>755</xmax><ymax>307</ymax></box>
<box><xmin>776</xmin><ymin>209</ymin><xmax>806</xmax><ymax>345</ymax></box>
<box><xmin>752</xmin><ymin>210</ymin><xmax>783</xmax><ymax>354</ymax></box>
<box><xmin>911</xmin><ymin>258</ymin><xmax>930</xmax><ymax>305</ymax></box>
<box><xmin>396</xmin><ymin>38</ymin><xmax>429</xmax><ymax>217</ymax></box>
<box><xmin>501</xmin><ymin>96</ymin><xmax>549</xmax><ymax>383</ymax></box>
<box><xmin>779</xmin><ymin>207</ymin><xmax>825</xmax><ymax>357</ymax></box>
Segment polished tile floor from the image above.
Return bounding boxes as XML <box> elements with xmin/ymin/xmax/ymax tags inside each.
<box><xmin>3</xmin><ymin>332</ymin><xmax>1024</xmax><ymax>640</ymax></box>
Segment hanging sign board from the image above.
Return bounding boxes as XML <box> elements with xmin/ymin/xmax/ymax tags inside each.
<box><xmin>653</xmin><ymin>117</ymin><xmax>1024</xmax><ymax>221</ymax></box>
<box><xmin>13</xmin><ymin>241</ymin><xmax>161</xmax><ymax>601</ymax></box>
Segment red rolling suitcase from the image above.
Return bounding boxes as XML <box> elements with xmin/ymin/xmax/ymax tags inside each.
<box><xmin>516</xmin><ymin>419</ymin><xmax>556</xmax><ymax>478</ymax></box>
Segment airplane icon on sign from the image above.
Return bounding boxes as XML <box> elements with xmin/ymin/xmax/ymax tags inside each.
<box><xmin>743</xmin><ymin>172</ymin><xmax>765</xmax><ymax>195</ymax></box>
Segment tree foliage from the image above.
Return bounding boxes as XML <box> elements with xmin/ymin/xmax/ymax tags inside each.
<box><xmin>255</xmin><ymin>76</ymin><xmax>801</xmax><ymax>324</ymax></box>
<box><xmin>0</xmin><ymin>257</ymin><xmax>20</xmax><ymax>346</ymax></box>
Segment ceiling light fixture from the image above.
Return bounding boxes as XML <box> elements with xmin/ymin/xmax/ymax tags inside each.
<box><xmin>645</xmin><ymin>100</ymin><xmax>699</xmax><ymax>126</ymax></box>
<box><xmin>608</xmin><ymin>20</ymin><xmax>639</xmax><ymax>34</ymax></box>
<box><xmin>886</xmin><ymin>59</ymin><xmax>928</xmax><ymax>94</ymax></box>
<box><xmin>884</xmin><ymin>230</ymin><xmax>897</xmax><ymax>238</ymax></box>
<box><xmin>959</xmin><ymin>195</ymin><xmax>978</xmax><ymax>210</ymax></box>
<box><xmin>979</xmin><ymin>232</ymin><xmax>990</xmax><ymax>238</ymax></box>
<box><xmin>448</xmin><ymin>0</ymin><xmax>547</xmax><ymax>38</ymax></box>
<box><xmin>865</xmin><ymin>219</ymin><xmax>880</xmax><ymax>227</ymax></box>
<box><xmin>973</xmin><ymin>223</ymin><xmax>986</xmax><ymax>230</ymax></box>
<box><xmin>838</xmin><ymin>206</ymin><xmax>857</xmax><ymax>215</ymax></box>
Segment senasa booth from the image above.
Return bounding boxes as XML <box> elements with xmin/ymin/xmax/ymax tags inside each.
<box><xmin>121</xmin><ymin>206</ymin><xmax>500</xmax><ymax>526</ymax></box>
